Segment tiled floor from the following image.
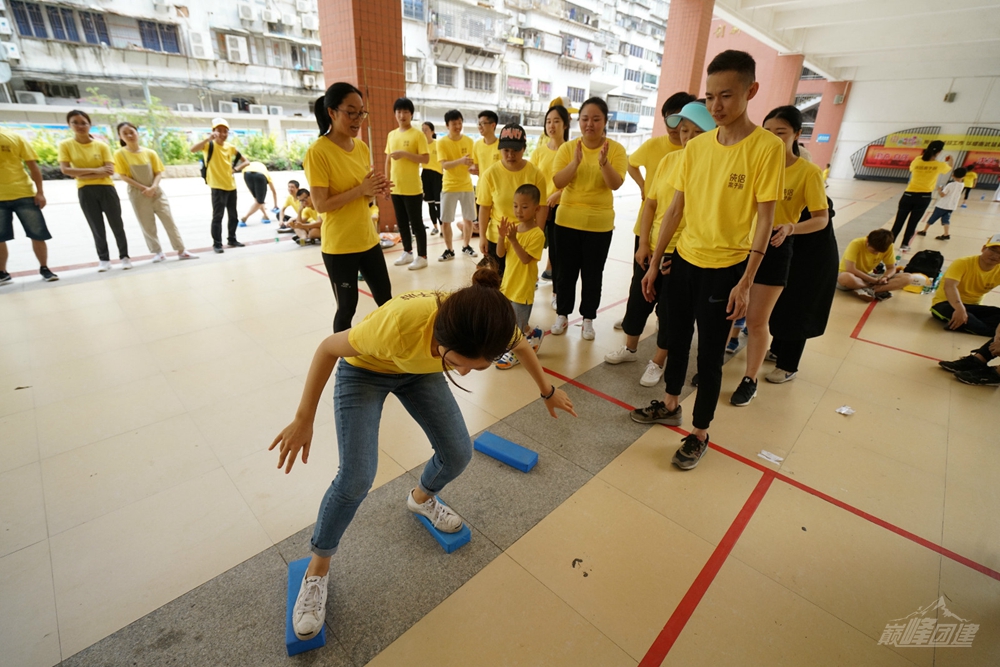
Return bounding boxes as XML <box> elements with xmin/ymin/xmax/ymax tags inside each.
<box><xmin>2</xmin><ymin>178</ymin><xmax>999</xmax><ymax>667</ymax></box>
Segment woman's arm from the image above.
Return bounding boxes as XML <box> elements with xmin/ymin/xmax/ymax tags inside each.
<box><xmin>642</xmin><ymin>190</ymin><xmax>685</xmax><ymax>301</ymax></box>
<box><xmin>117</xmin><ymin>173</ymin><xmax>147</xmax><ymax>189</ymax></box>
<box><xmin>510</xmin><ymin>338</ymin><xmax>576</xmax><ymax>418</ymax></box>
<box><xmin>60</xmin><ymin>161</ymin><xmax>111</xmax><ymax>178</ymax></box>
<box><xmin>310</xmin><ymin>169</ymin><xmax>387</xmax><ymax>214</ymax></box>
<box><xmin>390</xmin><ymin>151</ymin><xmax>429</xmax><ymax>164</ymax></box>
<box><xmin>552</xmin><ymin>141</ymin><xmax>580</xmax><ymax>189</ymax></box>
<box><xmin>636</xmin><ymin>197</ymin><xmax>656</xmax><ymax>268</ymax></box>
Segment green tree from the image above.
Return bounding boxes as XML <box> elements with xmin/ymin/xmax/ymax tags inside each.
<box><xmin>82</xmin><ymin>87</ymin><xmax>195</xmax><ymax>164</ymax></box>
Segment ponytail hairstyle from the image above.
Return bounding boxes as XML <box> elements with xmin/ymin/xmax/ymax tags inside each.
<box><xmin>922</xmin><ymin>140</ymin><xmax>945</xmax><ymax>162</ymax></box>
<box><xmin>116</xmin><ymin>121</ymin><xmax>138</xmax><ymax>147</ymax></box>
<box><xmin>545</xmin><ymin>104</ymin><xmax>571</xmax><ymax>141</ymax></box>
<box><xmin>422</xmin><ymin>121</ymin><xmax>437</xmax><ymax>139</ymax></box>
<box><xmin>763</xmin><ymin>105</ymin><xmax>803</xmax><ymax>156</ymax></box>
<box><xmin>314</xmin><ymin>82</ymin><xmax>363</xmax><ymax>138</ymax></box>
<box><xmin>433</xmin><ymin>259</ymin><xmax>518</xmax><ymax>389</ymax></box>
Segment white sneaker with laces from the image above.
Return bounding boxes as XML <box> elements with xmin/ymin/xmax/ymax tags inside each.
<box><xmin>765</xmin><ymin>368</ymin><xmax>797</xmax><ymax>384</ymax></box>
<box><xmin>581</xmin><ymin>319</ymin><xmax>595</xmax><ymax>340</ymax></box>
<box><xmin>394</xmin><ymin>251</ymin><xmax>414</xmax><ymax>266</ymax></box>
<box><xmin>605</xmin><ymin>345</ymin><xmax>637</xmax><ymax>364</ymax></box>
<box><xmin>408</xmin><ymin>256</ymin><xmax>428</xmax><ymax>271</ymax></box>
<box><xmin>121</xmin><ymin>258</ymin><xmax>133</xmax><ymax>270</ymax></box>
<box><xmin>551</xmin><ymin>295</ymin><xmax>558</xmax><ymax>311</ymax></box>
<box><xmin>640</xmin><ymin>360</ymin><xmax>665</xmax><ymax>387</ymax></box>
<box><xmin>152</xmin><ymin>252</ymin><xmax>166</xmax><ymax>263</ymax></box>
<box><xmin>292</xmin><ymin>572</ymin><xmax>328</xmax><ymax>640</ymax></box>
<box><xmin>97</xmin><ymin>260</ymin><xmax>111</xmax><ymax>272</ymax></box>
<box><xmin>407</xmin><ymin>490</ymin><xmax>463</xmax><ymax>533</ymax></box>
<box><xmin>178</xmin><ymin>250</ymin><xmax>199</xmax><ymax>260</ymax></box>
<box><xmin>613</xmin><ymin>319</ymin><xmax>623</xmax><ymax>330</ymax></box>
<box><xmin>551</xmin><ymin>315</ymin><xmax>568</xmax><ymax>335</ymax></box>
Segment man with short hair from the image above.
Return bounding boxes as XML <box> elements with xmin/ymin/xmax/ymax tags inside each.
<box><xmin>930</xmin><ymin>234</ymin><xmax>1000</xmax><ymax>336</ymax></box>
<box><xmin>190</xmin><ymin>118</ymin><xmax>248</xmax><ymax>253</ymax></box>
<box><xmin>0</xmin><ymin>127</ymin><xmax>58</xmax><ymax>285</ymax></box>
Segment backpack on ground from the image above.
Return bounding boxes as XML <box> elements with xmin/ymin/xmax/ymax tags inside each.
<box><xmin>904</xmin><ymin>249</ymin><xmax>944</xmax><ymax>278</ymax></box>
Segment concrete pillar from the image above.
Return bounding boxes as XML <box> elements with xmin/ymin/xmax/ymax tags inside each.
<box><xmin>766</xmin><ymin>53</ymin><xmax>804</xmax><ymax>111</ymax></box>
<box><xmin>805</xmin><ymin>80</ymin><xmax>851</xmax><ymax>170</ymax></box>
<box><xmin>317</xmin><ymin>0</ymin><xmax>405</xmax><ymax>231</ymax></box>
<box><xmin>653</xmin><ymin>0</ymin><xmax>715</xmax><ymax>138</ymax></box>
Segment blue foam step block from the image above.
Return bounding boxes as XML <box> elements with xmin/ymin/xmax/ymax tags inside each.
<box><xmin>474</xmin><ymin>432</ymin><xmax>539</xmax><ymax>472</ymax></box>
<box><xmin>286</xmin><ymin>557</ymin><xmax>326</xmax><ymax>656</ymax></box>
<box><xmin>414</xmin><ymin>510</ymin><xmax>471</xmax><ymax>554</ymax></box>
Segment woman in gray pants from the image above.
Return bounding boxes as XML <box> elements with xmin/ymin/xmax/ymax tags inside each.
<box><xmin>58</xmin><ymin>109</ymin><xmax>130</xmax><ymax>272</ymax></box>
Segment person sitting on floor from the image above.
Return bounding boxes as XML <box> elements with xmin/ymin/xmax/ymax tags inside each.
<box><xmin>939</xmin><ymin>321</ymin><xmax>1000</xmax><ymax>386</ymax></box>
<box><xmin>929</xmin><ymin>234</ymin><xmax>1000</xmax><ymax>336</ymax></box>
<box><xmin>289</xmin><ymin>188</ymin><xmax>321</xmax><ymax>246</ymax></box>
<box><xmin>837</xmin><ymin>229</ymin><xmax>912</xmax><ymax>302</ymax></box>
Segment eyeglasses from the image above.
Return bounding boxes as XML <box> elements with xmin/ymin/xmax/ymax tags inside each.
<box><xmin>335</xmin><ymin>108</ymin><xmax>369</xmax><ymax>121</ymax></box>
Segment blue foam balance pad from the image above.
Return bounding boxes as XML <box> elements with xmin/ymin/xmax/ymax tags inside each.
<box><xmin>286</xmin><ymin>557</ymin><xmax>326</xmax><ymax>656</ymax></box>
<box><xmin>414</xmin><ymin>504</ymin><xmax>471</xmax><ymax>554</ymax></box>
<box><xmin>474</xmin><ymin>432</ymin><xmax>539</xmax><ymax>472</ymax></box>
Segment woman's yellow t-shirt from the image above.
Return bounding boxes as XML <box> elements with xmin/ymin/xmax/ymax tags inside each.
<box><xmin>424</xmin><ymin>139</ymin><xmax>442</xmax><ymax>174</ymax></box>
<box><xmin>905</xmin><ymin>158</ymin><xmax>951</xmax><ymax>193</ymax></box>
<box><xmin>59</xmin><ymin>138</ymin><xmax>114</xmax><ymax>188</ymax></box>
<box><xmin>529</xmin><ymin>138</ymin><xmax>562</xmax><ymax>200</ymax></box>
<box><xmin>346</xmin><ymin>291</ymin><xmax>443</xmax><ymax>375</ymax></box>
<box><xmin>553</xmin><ymin>138</ymin><xmax>628</xmax><ymax>233</ymax></box>
<box><xmin>303</xmin><ymin>136</ymin><xmax>380</xmax><ymax>255</ymax></box>
<box><xmin>437</xmin><ymin>135</ymin><xmax>474</xmax><ymax>192</ymax></box>
<box><xmin>629</xmin><ymin>136</ymin><xmax>682</xmax><ymax>234</ymax></box>
<box><xmin>475</xmin><ymin>162</ymin><xmax>547</xmax><ymax>243</ymax></box>
<box><xmin>500</xmin><ymin>227</ymin><xmax>546</xmax><ymax>306</ymax></box>
<box><xmin>385</xmin><ymin>126</ymin><xmax>428</xmax><ymax>196</ymax></box>
<box><xmin>644</xmin><ymin>150</ymin><xmax>685</xmax><ymax>254</ymax></box>
<box><xmin>775</xmin><ymin>158</ymin><xmax>828</xmax><ymax>226</ymax></box>
<box><xmin>113</xmin><ymin>147</ymin><xmax>165</xmax><ymax>175</ymax></box>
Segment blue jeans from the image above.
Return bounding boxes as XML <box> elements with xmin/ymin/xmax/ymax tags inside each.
<box><xmin>0</xmin><ymin>197</ymin><xmax>51</xmax><ymax>242</ymax></box>
<box><xmin>310</xmin><ymin>362</ymin><xmax>473</xmax><ymax>557</ymax></box>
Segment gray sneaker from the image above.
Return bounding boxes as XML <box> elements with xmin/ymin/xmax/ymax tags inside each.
<box><xmin>630</xmin><ymin>400</ymin><xmax>682</xmax><ymax>425</ymax></box>
<box><xmin>672</xmin><ymin>433</ymin><xmax>709</xmax><ymax>470</ymax></box>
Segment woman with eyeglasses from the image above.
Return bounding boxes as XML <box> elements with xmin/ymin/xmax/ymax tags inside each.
<box><xmin>305</xmin><ymin>82</ymin><xmax>393</xmax><ymax>331</ymax></box>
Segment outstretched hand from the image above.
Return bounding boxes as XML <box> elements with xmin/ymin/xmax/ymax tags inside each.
<box><xmin>269</xmin><ymin>418</ymin><xmax>314</xmax><ymax>474</ymax></box>
<box><xmin>543</xmin><ymin>388</ymin><xmax>576</xmax><ymax>418</ymax></box>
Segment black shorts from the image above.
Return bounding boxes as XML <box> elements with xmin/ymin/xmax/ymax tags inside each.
<box><xmin>421</xmin><ymin>170</ymin><xmax>442</xmax><ymax>202</ymax></box>
<box><xmin>243</xmin><ymin>172</ymin><xmax>268</xmax><ymax>204</ymax></box>
<box><xmin>754</xmin><ymin>229</ymin><xmax>793</xmax><ymax>287</ymax></box>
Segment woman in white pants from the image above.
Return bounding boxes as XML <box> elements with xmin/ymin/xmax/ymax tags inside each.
<box><xmin>114</xmin><ymin>122</ymin><xmax>197</xmax><ymax>262</ymax></box>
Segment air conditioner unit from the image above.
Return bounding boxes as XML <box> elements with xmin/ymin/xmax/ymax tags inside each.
<box><xmin>0</xmin><ymin>17</ymin><xmax>13</xmax><ymax>35</ymax></box>
<box><xmin>249</xmin><ymin>104</ymin><xmax>267</xmax><ymax>115</ymax></box>
<box><xmin>281</xmin><ymin>13</ymin><xmax>298</xmax><ymax>26</ymax></box>
<box><xmin>833</xmin><ymin>94</ymin><xmax>845</xmax><ymax>105</ymax></box>
<box><xmin>296</xmin><ymin>0</ymin><xmax>313</xmax><ymax>11</ymax></box>
<box><xmin>268</xmin><ymin>106</ymin><xmax>283</xmax><ymax>116</ymax></box>
<box><xmin>176</xmin><ymin>103</ymin><xmax>195</xmax><ymax>112</ymax></box>
<box><xmin>301</xmin><ymin>14</ymin><xmax>319</xmax><ymax>30</ymax></box>
<box><xmin>2</xmin><ymin>42</ymin><xmax>20</xmax><ymax>60</ymax></box>
<box><xmin>218</xmin><ymin>100</ymin><xmax>239</xmax><ymax>114</ymax></box>
<box><xmin>261</xmin><ymin>8</ymin><xmax>280</xmax><ymax>23</ymax></box>
<box><xmin>238</xmin><ymin>4</ymin><xmax>256</xmax><ymax>21</ymax></box>
<box><xmin>152</xmin><ymin>0</ymin><xmax>169</xmax><ymax>13</ymax></box>
<box><xmin>225</xmin><ymin>34</ymin><xmax>250</xmax><ymax>64</ymax></box>
<box><xmin>16</xmin><ymin>91</ymin><xmax>46</xmax><ymax>105</ymax></box>
<box><xmin>189</xmin><ymin>31</ymin><xmax>214</xmax><ymax>60</ymax></box>
<box><xmin>302</xmin><ymin>74</ymin><xmax>317</xmax><ymax>88</ymax></box>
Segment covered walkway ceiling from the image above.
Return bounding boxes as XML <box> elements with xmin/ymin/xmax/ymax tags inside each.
<box><xmin>712</xmin><ymin>0</ymin><xmax>1000</xmax><ymax>81</ymax></box>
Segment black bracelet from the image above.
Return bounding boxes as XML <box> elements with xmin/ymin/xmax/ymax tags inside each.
<box><xmin>541</xmin><ymin>385</ymin><xmax>556</xmax><ymax>400</ymax></box>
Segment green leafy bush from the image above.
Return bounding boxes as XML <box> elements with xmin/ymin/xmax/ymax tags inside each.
<box><xmin>160</xmin><ymin>131</ymin><xmax>196</xmax><ymax>165</ymax></box>
<box><xmin>29</xmin><ymin>130</ymin><xmax>65</xmax><ymax>166</ymax></box>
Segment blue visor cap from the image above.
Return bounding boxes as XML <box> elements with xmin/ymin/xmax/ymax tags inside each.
<box><xmin>666</xmin><ymin>102</ymin><xmax>716</xmax><ymax>131</ymax></box>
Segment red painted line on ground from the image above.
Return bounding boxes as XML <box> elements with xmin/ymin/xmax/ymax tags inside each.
<box><xmin>606</xmin><ymin>256</ymin><xmax>633</xmax><ymax>265</ymax></box>
<box><xmin>849</xmin><ymin>300</ymin><xmax>878</xmax><ymax>338</ymax></box>
<box><xmin>849</xmin><ymin>299</ymin><xmax>942</xmax><ymax>361</ymax></box>
<box><xmin>839</xmin><ymin>201</ymin><xmax>856</xmax><ymax>209</ymax></box>
<box><xmin>639</xmin><ymin>474</ymin><xmax>775</xmax><ymax>666</ymax></box>
<box><xmin>550</xmin><ymin>297</ymin><xmax>630</xmax><ymax>333</ymax></box>
<box><xmin>305</xmin><ymin>263</ymin><xmax>372</xmax><ymax>298</ymax></box>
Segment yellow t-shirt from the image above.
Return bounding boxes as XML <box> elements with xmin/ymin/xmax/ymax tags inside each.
<box><xmin>529</xmin><ymin>138</ymin><xmax>562</xmax><ymax>200</ymax></box>
<box><xmin>839</xmin><ymin>237</ymin><xmax>894</xmax><ymax>274</ymax></box>
<box><xmin>670</xmin><ymin>127</ymin><xmax>785</xmax><ymax>269</ymax></box>
<box><xmin>644</xmin><ymin>151</ymin><xmax>685</xmax><ymax>254</ymax></box>
<box><xmin>476</xmin><ymin>161</ymin><xmax>548</xmax><ymax>244</ymax></box>
<box><xmin>437</xmin><ymin>135</ymin><xmax>474</xmax><ymax>192</ymax></box>
<box><xmin>775</xmin><ymin>158</ymin><xmax>828</xmax><ymax>227</ymax></box>
<box><xmin>473</xmin><ymin>138</ymin><xmax>501</xmax><ymax>174</ymax></box>
<box><xmin>303</xmin><ymin>136</ymin><xmax>380</xmax><ymax>255</ymax></box>
<box><xmin>500</xmin><ymin>226</ymin><xmax>546</xmax><ymax>306</ymax></box>
<box><xmin>822</xmin><ymin>167</ymin><xmax>830</xmax><ymax>182</ymax></box>
<box><xmin>424</xmin><ymin>139</ymin><xmax>442</xmax><ymax>174</ymax></box>
<box><xmin>962</xmin><ymin>171</ymin><xmax>978</xmax><ymax>189</ymax></box>
<box><xmin>905</xmin><ymin>158</ymin><xmax>951</xmax><ymax>193</ymax></box>
<box><xmin>113</xmin><ymin>147</ymin><xmax>164</xmax><ymax>174</ymax></box>
<box><xmin>346</xmin><ymin>291</ymin><xmax>444</xmax><ymax>375</ymax></box>
<box><xmin>242</xmin><ymin>161</ymin><xmax>271</xmax><ymax>181</ymax></box>
<box><xmin>300</xmin><ymin>207</ymin><xmax>319</xmax><ymax>223</ymax></box>
<box><xmin>203</xmin><ymin>142</ymin><xmax>239</xmax><ymax>191</ymax></box>
<box><xmin>59</xmin><ymin>138</ymin><xmax>114</xmax><ymax>188</ymax></box>
<box><xmin>932</xmin><ymin>255</ymin><xmax>1000</xmax><ymax>307</ymax></box>
<box><xmin>283</xmin><ymin>194</ymin><xmax>302</xmax><ymax>214</ymax></box>
<box><xmin>385</xmin><ymin>126</ymin><xmax>429</xmax><ymax>196</ymax></box>
<box><xmin>629</xmin><ymin>136</ymin><xmax>682</xmax><ymax>235</ymax></box>
<box><xmin>0</xmin><ymin>130</ymin><xmax>38</xmax><ymax>201</ymax></box>
<box><xmin>553</xmin><ymin>138</ymin><xmax>628</xmax><ymax>233</ymax></box>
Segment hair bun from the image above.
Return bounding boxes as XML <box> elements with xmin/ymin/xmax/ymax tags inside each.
<box><xmin>471</xmin><ymin>260</ymin><xmax>502</xmax><ymax>290</ymax></box>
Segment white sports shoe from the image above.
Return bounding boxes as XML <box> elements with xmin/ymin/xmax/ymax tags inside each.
<box><xmin>97</xmin><ymin>260</ymin><xmax>111</xmax><ymax>272</ymax></box>
<box><xmin>121</xmin><ymin>258</ymin><xmax>133</xmax><ymax>270</ymax></box>
<box><xmin>152</xmin><ymin>252</ymin><xmax>166</xmax><ymax>263</ymax></box>
<box><xmin>178</xmin><ymin>250</ymin><xmax>199</xmax><ymax>260</ymax></box>
<box><xmin>292</xmin><ymin>571</ymin><xmax>328</xmax><ymax>640</ymax></box>
<box><xmin>640</xmin><ymin>360</ymin><xmax>665</xmax><ymax>387</ymax></box>
<box><xmin>407</xmin><ymin>491</ymin><xmax>463</xmax><ymax>533</ymax></box>
<box><xmin>551</xmin><ymin>315</ymin><xmax>568</xmax><ymax>335</ymax></box>
<box><xmin>605</xmin><ymin>345</ymin><xmax>638</xmax><ymax>364</ymax></box>
<box><xmin>581</xmin><ymin>319</ymin><xmax>595</xmax><ymax>340</ymax></box>
<box><xmin>408</xmin><ymin>256</ymin><xmax>428</xmax><ymax>271</ymax></box>
<box><xmin>765</xmin><ymin>368</ymin><xmax>797</xmax><ymax>384</ymax></box>
<box><xmin>613</xmin><ymin>319</ymin><xmax>624</xmax><ymax>330</ymax></box>
<box><xmin>394</xmin><ymin>251</ymin><xmax>414</xmax><ymax>266</ymax></box>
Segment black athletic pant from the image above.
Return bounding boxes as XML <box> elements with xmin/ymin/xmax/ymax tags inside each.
<box><xmin>664</xmin><ymin>254</ymin><xmax>748</xmax><ymax>430</ymax></box>
<box><xmin>621</xmin><ymin>237</ymin><xmax>669</xmax><ymax>349</ymax></box>
<box><xmin>973</xmin><ymin>338</ymin><xmax>996</xmax><ymax>361</ymax></box>
<box><xmin>322</xmin><ymin>245</ymin><xmax>392</xmax><ymax>332</ymax></box>
<box><xmin>963</xmin><ymin>187</ymin><xmax>972</xmax><ymax>201</ymax></box>
<box><xmin>930</xmin><ymin>301</ymin><xmax>1000</xmax><ymax>337</ymax></box>
<box><xmin>555</xmin><ymin>225</ymin><xmax>613</xmax><ymax>320</ymax></box>
<box><xmin>391</xmin><ymin>194</ymin><xmax>427</xmax><ymax>257</ymax></box>
<box><xmin>545</xmin><ymin>204</ymin><xmax>559</xmax><ymax>293</ymax></box>
<box><xmin>78</xmin><ymin>185</ymin><xmax>128</xmax><ymax>261</ymax></box>
<box><xmin>770</xmin><ymin>337</ymin><xmax>807</xmax><ymax>373</ymax></box>
<box><xmin>486</xmin><ymin>239</ymin><xmax>506</xmax><ymax>277</ymax></box>
<box><xmin>211</xmin><ymin>188</ymin><xmax>239</xmax><ymax>246</ymax></box>
<box><xmin>891</xmin><ymin>191</ymin><xmax>932</xmax><ymax>246</ymax></box>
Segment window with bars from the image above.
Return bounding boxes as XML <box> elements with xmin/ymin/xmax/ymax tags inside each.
<box><xmin>46</xmin><ymin>6</ymin><xmax>79</xmax><ymax>41</ymax></box>
<box><xmin>465</xmin><ymin>70</ymin><xmax>495</xmax><ymax>92</ymax></box>
<box><xmin>403</xmin><ymin>0</ymin><xmax>424</xmax><ymax>21</ymax></box>
<box><xmin>79</xmin><ymin>11</ymin><xmax>110</xmax><ymax>45</ymax></box>
<box><xmin>629</xmin><ymin>43</ymin><xmax>643</xmax><ymax>58</ymax></box>
<box><xmin>138</xmin><ymin>20</ymin><xmax>180</xmax><ymax>53</ymax></box>
<box><xmin>437</xmin><ymin>66</ymin><xmax>456</xmax><ymax>87</ymax></box>
<box><xmin>309</xmin><ymin>46</ymin><xmax>323</xmax><ymax>71</ymax></box>
<box><xmin>624</xmin><ymin>68</ymin><xmax>641</xmax><ymax>83</ymax></box>
<box><xmin>11</xmin><ymin>1</ymin><xmax>48</xmax><ymax>38</ymax></box>
<box><xmin>506</xmin><ymin>76</ymin><xmax>531</xmax><ymax>96</ymax></box>
<box><xmin>567</xmin><ymin>86</ymin><xmax>585</xmax><ymax>104</ymax></box>
<box><xmin>538</xmin><ymin>81</ymin><xmax>551</xmax><ymax>97</ymax></box>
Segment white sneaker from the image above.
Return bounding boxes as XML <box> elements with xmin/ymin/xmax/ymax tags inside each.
<box><xmin>121</xmin><ymin>258</ymin><xmax>133</xmax><ymax>270</ymax></box>
<box><xmin>765</xmin><ymin>368</ymin><xmax>797</xmax><ymax>384</ymax></box>
<box><xmin>551</xmin><ymin>315</ymin><xmax>568</xmax><ymax>335</ymax></box>
<box><xmin>613</xmin><ymin>319</ymin><xmax>623</xmax><ymax>330</ymax></box>
<box><xmin>640</xmin><ymin>360</ymin><xmax>665</xmax><ymax>387</ymax></box>
<box><xmin>408</xmin><ymin>256</ymin><xmax>428</xmax><ymax>271</ymax></box>
<box><xmin>292</xmin><ymin>571</ymin><xmax>328</xmax><ymax>640</ymax></box>
<box><xmin>394</xmin><ymin>251</ymin><xmax>414</xmax><ymax>266</ymax></box>
<box><xmin>582</xmin><ymin>319</ymin><xmax>595</xmax><ymax>340</ymax></box>
<box><xmin>178</xmin><ymin>250</ymin><xmax>199</xmax><ymax>260</ymax></box>
<box><xmin>605</xmin><ymin>345</ymin><xmax>638</xmax><ymax>364</ymax></box>
<box><xmin>407</xmin><ymin>490</ymin><xmax>463</xmax><ymax>533</ymax></box>
<box><xmin>97</xmin><ymin>260</ymin><xmax>111</xmax><ymax>272</ymax></box>
<box><xmin>551</xmin><ymin>294</ymin><xmax>558</xmax><ymax>311</ymax></box>
<box><xmin>152</xmin><ymin>252</ymin><xmax>166</xmax><ymax>263</ymax></box>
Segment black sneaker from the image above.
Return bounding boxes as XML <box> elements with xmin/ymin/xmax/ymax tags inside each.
<box><xmin>939</xmin><ymin>355</ymin><xmax>986</xmax><ymax>373</ymax></box>
<box><xmin>213</xmin><ymin>245</ymin><xmax>224</xmax><ymax>254</ymax></box>
<box><xmin>0</xmin><ymin>270</ymin><xmax>11</xmax><ymax>285</ymax></box>
<box><xmin>438</xmin><ymin>249</ymin><xmax>455</xmax><ymax>262</ymax></box>
<box><xmin>691</xmin><ymin>373</ymin><xmax>699</xmax><ymax>387</ymax></box>
<box><xmin>461</xmin><ymin>245</ymin><xmax>478</xmax><ymax>258</ymax></box>
<box><xmin>730</xmin><ymin>377</ymin><xmax>758</xmax><ymax>406</ymax></box>
<box><xmin>39</xmin><ymin>266</ymin><xmax>59</xmax><ymax>282</ymax></box>
<box><xmin>874</xmin><ymin>290</ymin><xmax>892</xmax><ymax>302</ymax></box>
<box><xmin>278</xmin><ymin>226</ymin><xmax>295</xmax><ymax>234</ymax></box>
<box><xmin>227</xmin><ymin>240</ymin><xmax>245</xmax><ymax>248</ymax></box>
<box><xmin>955</xmin><ymin>366</ymin><xmax>1000</xmax><ymax>386</ymax></box>
<box><xmin>672</xmin><ymin>433</ymin><xmax>709</xmax><ymax>470</ymax></box>
<box><xmin>630</xmin><ymin>400</ymin><xmax>682</xmax><ymax>425</ymax></box>
<box><xmin>541</xmin><ymin>270</ymin><xmax>552</xmax><ymax>280</ymax></box>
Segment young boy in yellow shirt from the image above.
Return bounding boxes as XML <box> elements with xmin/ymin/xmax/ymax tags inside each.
<box><xmin>290</xmin><ymin>188</ymin><xmax>321</xmax><ymax>246</ymax></box>
<box><xmin>494</xmin><ymin>184</ymin><xmax>546</xmax><ymax>369</ymax></box>
<box><xmin>278</xmin><ymin>179</ymin><xmax>301</xmax><ymax>233</ymax></box>
<box><xmin>961</xmin><ymin>167</ymin><xmax>978</xmax><ymax>208</ymax></box>
<box><xmin>632</xmin><ymin>50</ymin><xmax>786</xmax><ymax>471</ymax></box>
<box><xmin>437</xmin><ymin>109</ymin><xmax>478</xmax><ymax>260</ymax></box>
<box><xmin>385</xmin><ymin>97</ymin><xmax>430</xmax><ymax>270</ymax></box>
<box><xmin>837</xmin><ymin>229</ymin><xmax>913</xmax><ymax>301</ymax></box>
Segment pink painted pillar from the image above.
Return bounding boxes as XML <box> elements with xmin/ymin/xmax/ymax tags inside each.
<box><xmin>766</xmin><ymin>53</ymin><xmax>804</xmax><ymax>111</ymax></box>
<box><xmin>805</xmin><ymin>81</ymin><xmax>851</xmax><ymax>169</ymax></box>
<box><xmin>653</xmin><ymin>0</ymin><xmax>715</xmax><ymax>138</ymax></box>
